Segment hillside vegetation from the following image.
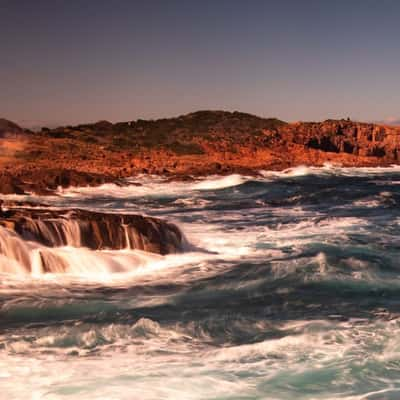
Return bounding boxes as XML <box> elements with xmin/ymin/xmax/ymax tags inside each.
<box><xmin>1</xmin><ymin>110</ymin><xmax>400</xmax><ymax>193</ymax></box>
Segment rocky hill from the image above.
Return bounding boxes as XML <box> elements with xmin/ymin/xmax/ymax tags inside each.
<box><xmin>0</xmin><ymin>118</ymin><xmax>25</xmax><ymax>138</ymax></box>
<box><xmin>1</xmin><ymin>111</ymin><xmax>400</xmax><ymax>194</ymax></box>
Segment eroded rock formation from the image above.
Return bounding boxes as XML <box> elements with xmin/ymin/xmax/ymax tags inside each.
<box><xmin>0</xmin><ymin>204</ymin><xmax>184</xmax><ymax>255</ymax></box>
<box><xmin>289</xmin><ymin>120</ymin><xmax>400</xmax><ymax>162</ymax></box>
<box><xmin>2</xmin><ymin>112</ymin><xmax>400</xmax><ymax>195</ymax></box>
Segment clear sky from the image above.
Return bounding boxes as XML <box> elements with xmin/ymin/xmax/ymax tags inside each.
<box><xmin>1</xmin><ymin>0</ymin><xmax>400</xmax><ymax>127</ymax></box>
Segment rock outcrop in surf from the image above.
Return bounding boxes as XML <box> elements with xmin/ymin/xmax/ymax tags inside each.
<box><xmin>0</xmin><ymin>204</ymin><xmax>184</xmax><ymax>254</ymax></box>
<box><xmin>0</xmin><ymin>203</ymin><xmax>185</xmax><ymax>274</ymax></box>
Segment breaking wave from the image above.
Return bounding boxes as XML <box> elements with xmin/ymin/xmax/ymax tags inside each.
<box><xmin>2</xmin><ymin>166</ymin><xmax>400</xmax><ymax>399</ymax></box>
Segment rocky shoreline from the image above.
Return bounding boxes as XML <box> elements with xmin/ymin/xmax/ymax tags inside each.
<box><xmin>0</xmin><ymin>200</ymin><xmax>185</xmax><ymax>273</ymax></box>
<box><xmin>1</xmin><ymin>111</ymin><xmax>400</xmax><ymax>195</ymax></box>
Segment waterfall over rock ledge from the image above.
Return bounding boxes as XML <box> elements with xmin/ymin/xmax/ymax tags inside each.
<box><xmin>0</xmin><ymin>202</ymin><xmax>185</xmax><ymax>274</ymax></box>
<box><xmin>0</xmin><ymin>205</ymin><xmax>184</xmax><ymax>254</ymax></box>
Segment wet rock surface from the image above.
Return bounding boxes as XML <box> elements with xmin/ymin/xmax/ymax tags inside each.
<box><xmin>0</xmin><ymin>204</ymin><xmax>184</xmax><ymax>254</ymax></box>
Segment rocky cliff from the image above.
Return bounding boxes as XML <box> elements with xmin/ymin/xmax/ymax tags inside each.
<box><xmin>289</xmin><ymin>120</ymin><xmax>400</xmax><ymax>162</ymax></box>
<box><xmin>1</xmin><ymin>112</ymin><xmax>400</xmax><ymax>194</ymax></box>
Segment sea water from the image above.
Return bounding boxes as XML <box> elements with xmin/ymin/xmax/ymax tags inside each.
<box><xmin>2</xmin><ymin>165</ymin><xmax>400</xmax><ymax>399</ymax></box>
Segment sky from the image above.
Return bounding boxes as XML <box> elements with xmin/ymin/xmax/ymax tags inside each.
<box><xmin>1</xmin><ymin>0</ymin><xmax>400</xmax><ymax>128</ymax></box>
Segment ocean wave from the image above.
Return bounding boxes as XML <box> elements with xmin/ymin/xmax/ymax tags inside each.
<box><xmin>2</xmin><ymin>316</ymin><xmax>400</xmax><ymax>399</ymax></box>
<box><xmin>1</xmin><ymin>317</ymin><xmax>195</xmax><ymax>355</ymax></box>
<box><xmin>260</xmin><ymin>163</ymin><xmax>400</xmax><ymax>179</ymax></box>
<box><xmin>3</xmin><ymin>166</ymin><xmax>400</xmax><ymax>399</ymax></box>
<box><xmin>54</xmin><ymin>174</ymin><xmax>250</xmax><ymax>200</ymax></box>
<box><xmin>3</xmin><ymin>166</ymin><xmax>400</xmax><ymax>206</ymax></box>
<box><xmin>191</xmin><ymin>174</ymin><xmax>247</xmax><ymax>190</ymax></box>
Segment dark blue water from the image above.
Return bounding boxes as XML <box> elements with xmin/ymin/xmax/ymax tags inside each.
<box><xmin>2</xmin><ymin>166</ymin><xmax>400</xmax><ymax>399</ymax></box>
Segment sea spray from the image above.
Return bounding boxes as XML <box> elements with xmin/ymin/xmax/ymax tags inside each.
<box><xmin>2</xmin><ymin>167</ymin><xmax>400</xmax><ymax>399</ymax></box>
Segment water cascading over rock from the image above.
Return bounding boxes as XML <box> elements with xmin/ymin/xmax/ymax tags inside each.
<box><xmin>0</xmin><ymin>203</ymin><xmax>185</xmax><ymax>274</ymax></box>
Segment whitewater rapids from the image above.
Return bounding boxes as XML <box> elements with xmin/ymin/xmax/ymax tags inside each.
<box><xmin>2</xmin><ymin>165</ymin><xmax>400</xmax><ymax>399</ymax></box>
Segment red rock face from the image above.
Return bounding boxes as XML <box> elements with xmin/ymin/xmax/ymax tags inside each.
<box><xmin>288</xmin><ymin>120</ymin><xmax>400</xmax><ymax>162</ymax></box>
<box><xmin>1</xmin><ymin>112</ymin><xmax>400</xmax><ymax>194</ymax></box>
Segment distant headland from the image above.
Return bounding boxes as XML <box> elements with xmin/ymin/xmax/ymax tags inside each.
<box><xmin>1</xmin><ymin>110</ymin><xmax>399</xmax><ymax>194</ymax></box>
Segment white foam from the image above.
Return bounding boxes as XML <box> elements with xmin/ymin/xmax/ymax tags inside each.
<box><xmin>54</xmin><ymin>173</ymin><xmax>249</xmax><ymax>200</ymax></box>
<box><xmin>191</xmin><ymin>174</ymin><xmax>247</xmax><ymax>190</ymax></box>
<box><xmin>2</xmin><ymin>317</ymin><xmax>400</xmax><ymax>400</ymax></box>
<box><xmin>2</xmin><ymin>166</ymin><xmax>400</xmax><ymax>400</ymax></box>
<box><xmin>260</xmin><ymin>163</ymin><xmax>400</xmax><ymax>179</ymax></box>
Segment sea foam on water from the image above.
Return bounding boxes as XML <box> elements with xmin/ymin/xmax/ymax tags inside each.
<box><xmin>2</xmin><ymin>167</ymin><xmax>400</xmax><ymax>399</ymax></box>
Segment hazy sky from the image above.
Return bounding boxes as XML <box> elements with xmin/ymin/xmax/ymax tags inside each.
<box><xmin>1</xmin><ymin>0</ymin><xmax>400</xmax><ymax>127</ymax></box>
